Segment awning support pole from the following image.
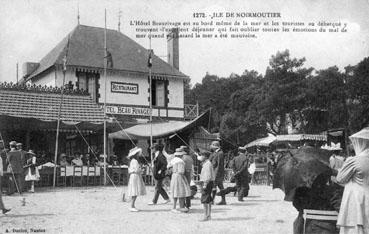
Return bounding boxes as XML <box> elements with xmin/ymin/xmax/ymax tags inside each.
<box><xmin>53</xmin><ymin>66</ymin><xmax>66</xmax><ymax>187</ymax></box>
<box><xmin>103</xmin><ymin>9</ymin><xmax>107</xmax><ymax>185</ymax></box>
<box><xmin>53</xmin><ymin>35</ymin><xmax>70</xmax><ymax>187</ymax></box>
<box><xmin>149</xmin><ymin>36</ymin><xmax>154</xmax><ymax>185</ymax></box>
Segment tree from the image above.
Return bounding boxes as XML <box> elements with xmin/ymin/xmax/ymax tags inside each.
<box><xmin>304</xmin><ymin>66</ymin><xmax>348</xmax><ymax>133</ymax></box>
<box><xmin>219</xmin><ymin>70</ymin><xmax>266</xmax><ymax>147</ymax></box>
<box><xmin>346</xmin><ymin>57</ymin><xmax>369</xmax><ymax>132</ymax></box>
<box><xmin>257</xmin><ymin>50</ymin><xmax>312</xmax><ymax>134</ymax></box>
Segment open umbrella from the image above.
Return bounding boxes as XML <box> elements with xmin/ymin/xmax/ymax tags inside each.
<box><xmin>272</xmin><ymin>146</ymin><xmax>332</xmax><ymax>201</ymax></box>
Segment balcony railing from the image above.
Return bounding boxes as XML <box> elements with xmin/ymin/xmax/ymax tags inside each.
<box><xmin>184</xmin><ymin>104</ymin><xmax>199</xmax><ymax>120</ymax></box>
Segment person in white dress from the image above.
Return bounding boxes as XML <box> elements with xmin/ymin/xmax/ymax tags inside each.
<box><xmin>127</xmin><ymin>147</ymin><xmax>146</xmax><ymax>212</ymax></box>
<box><xmin>168</xmin><ymin>148</ymin><xmax>191</xmax><ymax>213</ymax></box>
<box><xmin>337</xmin><ymin>129</ymin><xmax>369</xmax><ymax>234</ymax></box>
<box><xmin>24</xmin><ymin>150</ymin><xmax>40</xmax><ymax>193</ymax></box>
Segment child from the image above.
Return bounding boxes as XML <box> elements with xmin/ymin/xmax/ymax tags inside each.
<box><xmin>25</xmin><ymin>150</ymin><xmax>40</xmax><ymax>193</ymax></box>
<box><xmin>198</xmin><ymin>151</ymin><xmax>215</xmax><ymax>221</ymax></box>
<box><xmin>126</xmin><ymin>147</ymin><xmax>146</xmax><ymax>212</ymax></box>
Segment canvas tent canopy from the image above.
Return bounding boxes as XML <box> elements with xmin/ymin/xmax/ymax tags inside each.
<box><xmin>245</xmin><ymin>134</ymin><xmax>276</xmax><ymax>148</ymax></box>
<box><xmin>109</xmin><ymin>111</ymin><xmax>210</xmax><ymax>140</ymax></box>
<box><xmin>273</xmin><ymin>134</ymin><xmax>327</xmax><ymax>143</ymax></box>
<box><xmin>244</xmin><ymin>133</ymin><xmax>327</xmax><ymax>149</ymax></box>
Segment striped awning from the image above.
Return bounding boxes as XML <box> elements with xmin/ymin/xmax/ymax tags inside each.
<box><xmin>275</xmin><ymin>134</ymin><xmax>327</xmax><ymax>142</ymax></box>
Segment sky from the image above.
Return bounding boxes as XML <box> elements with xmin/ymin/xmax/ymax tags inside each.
<box><xmin>0</xmin><ymin>0</ymin><xmax>369</xmax><ymax>85</ymax></box>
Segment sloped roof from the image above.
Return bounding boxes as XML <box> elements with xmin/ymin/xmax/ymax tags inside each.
<box><xmin>28</xmin><ymin>25</ymin><xmax>187</xmax><ymax>79</ymax></box>
<box><xmin>0</xmin><ymin>88</ymin><xmax>105</xmax><ymax>124</ymax></box>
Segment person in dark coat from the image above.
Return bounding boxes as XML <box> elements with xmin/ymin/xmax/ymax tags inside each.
<box><xmin>16</xmin><ymin>143</ymin><xmax>26</xmax><ymax>192</ymax></box>
<box><xmin>149</xmin><ymin>143</ymin><xmax>170</xmax><ymax>205</ymax></box>
<box><xmin>7</xmin><ymin>141</ymin><xmax>23</xmax><ymax>195</ymax></box>
<box><xmin>230</xmin><ymin>146</ymin><xmax>250</xmax><ymax>201</ymax></box>
<box><xmin>0</xmin><ymin>140</ymin><xmax>11</xmax><ymax>214</ymax></box>
<box><xmin>292</xmin><ymin>171</ymin><xmax>344</xmax><ymax>234</ymax></box>
<box><xmin>180</xmin><ymin>146</ymin><xmax>193</xmax><ymax>210</ymax></box>
<box><xmin>209</xmin><ymin>141</ymin><xmax>226</xmax><ymax>205</ymax></box>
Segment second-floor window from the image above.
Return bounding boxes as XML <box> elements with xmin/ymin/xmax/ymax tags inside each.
<box><xmin>151</xmin><ymin>79</ymin><xmax>168</xmax><ymax>107</ymax></box>
<box><xmin>76</xmin><ymin>71</ymin><xmax>100</xmax><ymax>103</ymax></box>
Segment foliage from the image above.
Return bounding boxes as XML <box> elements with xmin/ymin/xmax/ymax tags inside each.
<box><xmin>186</xmin><ymin>51</ymin><xmax>369</xmax><ymax>149</ymax></box>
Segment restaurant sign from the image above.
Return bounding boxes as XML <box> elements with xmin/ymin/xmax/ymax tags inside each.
<box><xmin>111</xmin><ymin>82</ymin><xmax>138</xmax><ymax>94</ymax></box>
<box><xmin>106</xmin><ymin>105</ymin><xmax>151</xmax><ymax>116</ymax></box>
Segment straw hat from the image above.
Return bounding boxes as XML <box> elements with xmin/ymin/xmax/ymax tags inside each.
<box><xmin>180</xmin><ymin>145</ymin><xmax>189</xmax><ymax>153</ymax></box>
<box><xmin>238</xmin><ymin>146</ymin><xmax>247</xmax><ymax>152</ymax></box>
<box><xmin>26</xmin><ymin>150</ymin><xmax>35</xmax><ymax>155</ymax></box>
<box><xmin>174</xmin><ymin>148</ymin><xmax>185</xmax><ymax>157</ymax></box>
<box><xmin>128</xmin><ymin>147</ymin><xmax>142</xmax><ymax>158</ymax></box>
<box><xmin>9</xmin><ymin>141</ymin><xmax>17</xmax><ymax>146</ymax></box>
<box><xmin>210</xmin><ymin>141</ymin><xmax>220</xmax><ymax>149</ymax></box>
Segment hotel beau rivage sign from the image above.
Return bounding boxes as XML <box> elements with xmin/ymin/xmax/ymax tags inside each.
<box><xmin>106</xmin><ymin>105</ymin><xmax>151</xmax><ymax>116</ymax></box>
<box><xmin>107</xmin><ymin>81</ymin><xmax>150</xmax><ymax>116</ymax></box>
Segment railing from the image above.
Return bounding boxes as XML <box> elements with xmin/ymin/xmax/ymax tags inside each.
<box><xmin>0</xmin><ymin>81</ymin><xmax>90</xmax><ymax>96</ymax></box>
<box><xmin>184</xmin><ymin>103</ymin><xmax>198</xmax><ymax>119</ymax></box>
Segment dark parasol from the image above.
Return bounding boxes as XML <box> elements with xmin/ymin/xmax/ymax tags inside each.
<box><xmin>272</xmin><ymin>146</ymin><xmax>333</xmax><ymax>201</ymax></box>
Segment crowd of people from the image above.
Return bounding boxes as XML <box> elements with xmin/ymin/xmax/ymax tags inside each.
<box><xmin>289</xmin><ymin>133</ymin><xmax>369</xmax><ymax>234</ymax></box>
<box><xmin>0</xmin><ymin>140</ymin><xmax>43</xmax><ymax>215</ymax></box>
<box><xmin>58</xmin><ymin>152</ymin><xmax>123</xmax><ymax>167</ymax></box>
<box><xmin>1</xmin><ymin>130</ymin><xmax>368</xmax><ymax>232</ymax></box>
<box><xmin>125</xmin><ymin>140</ymin><xmax>253</xmax><ymax>221</ymax></box>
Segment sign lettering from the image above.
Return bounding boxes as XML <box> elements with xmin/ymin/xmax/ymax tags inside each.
<box><xmin>111</xmin><ymin>82</ymin><xmax>139</xmax><ymax>94</ymax></box>
<box><xmin>106</xmin><ymin>105</ymin><xmax>151</xmax><ymax>116</ymax></box>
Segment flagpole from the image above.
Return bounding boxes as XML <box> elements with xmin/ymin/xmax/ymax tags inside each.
<box><xmin>53</xmin><ymin>38</ymin><xmax>69</xmax><ymax>187</ymax></box>
<box><xmin>103</xmin><ymin>9</ymin><xmax>107</xmax><ymax>185</ymax></box>
<box><xmin>149</xmin><ymin>35</ymin><xmax>154</xmax><ymax>185</ymax></box>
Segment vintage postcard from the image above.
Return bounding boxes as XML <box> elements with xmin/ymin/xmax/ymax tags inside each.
<box><xmin>0</xmin><ymin>0</ymin><xmax>368</xmax><ymax>233</ymax></box>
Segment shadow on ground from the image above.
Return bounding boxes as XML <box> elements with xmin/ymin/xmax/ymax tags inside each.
<box><xmin>228</xmin><ymin>202</ymin><xmax>259</xmax><ymax>206</ymax></box>
<box><xmin>1</xmin><ymin>213</ymin><xmax>55</xmax><ymax>218</ymax></box>
<box><xmin>211</xmin><ymin>216</ymin><xmax>254</xmax><ymax>221</ymax></box>
<box><xmin>185</xmin><ymin>208</ymin><xmax>231</xmax><ymax>214</ymax></box>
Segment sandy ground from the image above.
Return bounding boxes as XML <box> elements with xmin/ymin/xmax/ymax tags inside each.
<box><xmin>0</xmin><ymin>184</ymin><xmax>297</xmax><ymax>234</ymax></box>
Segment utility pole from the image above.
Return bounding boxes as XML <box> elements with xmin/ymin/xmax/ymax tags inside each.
<box><xmin>118</xmin><ymin>9</ymin><xmax>122</xmax><ymax>32</ymax></box>
<box><xmin>16</xmin><ymin>63</ymin><xmax>18</xmax><ymax>83</ymax></box>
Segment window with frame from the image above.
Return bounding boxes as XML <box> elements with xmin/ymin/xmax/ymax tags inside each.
<box><xmin>151</xmin><ymin>79</ymin><xmax>168</xmax><ymax>107</ymax></box>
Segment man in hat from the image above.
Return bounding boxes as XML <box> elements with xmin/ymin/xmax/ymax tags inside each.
<box><xmin>59</xmin><ymin>153</ymin><xmax>70</xmax><ymax>166</ymax></box>
<box><xmin>0</xmin><ymin>140</ymin><xmax>11</xmax><ymax>214</ymax></box>
<box><xmin>16</xmin><ymin>142</ymin><xmax>27</xmax><ymax>192</ymax></box>
<box><xmin>231</xmin><ymin>146</ymin><xmax>250</xmax><ymax>201</ymax></box>
<box><xmin>0</xmin><ymin>140</ymin><xmax>6</xmax><ymax>174</ymax></box>
<box><xmin>180</xmin><ymin>145</ymin><xmax>193</xmax><ymax>210</ymax></box>
<box><xmin>149</xmin><ymin>143</ymin><xmax>170</xmax><ymax>205</ymax></box>
<box><xmin>209</xmin><ymin>140</ymin><xmax>226</xmax><ymax>205</ymax></box>
<box><xmin>7</xmin><ymin>141</ymin><xmax>23</xmax><ymax>195</ymax></box>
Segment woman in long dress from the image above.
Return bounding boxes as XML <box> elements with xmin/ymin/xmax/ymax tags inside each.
<box><xmin>126</xmin><ymin>147</ymin><xmax>146</xmax><ymax>212</ymax></box>
<box><xmin>25</xmin><ymin>150</ymin><xmax>40</xmax><ymax>193</ymax></box>
<box><xmin>169</xmin><ymin>149</ymin><xmax>191</xmax><ymax>213</ymax></box>
<box><xmin>337</xmin><ymin>129</ymin><xmax>369</xmax><ymax>234</ymax></box>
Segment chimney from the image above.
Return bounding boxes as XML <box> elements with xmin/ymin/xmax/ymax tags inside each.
<box><xmin>22</xmin><ymin>62</ymin><xmax>39</xmax><ymax>79</ymax></box>
<box><xmin>167</xmin><ymin>28</ymin><xmax>179</xmax><ymax>70</ymax></box>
